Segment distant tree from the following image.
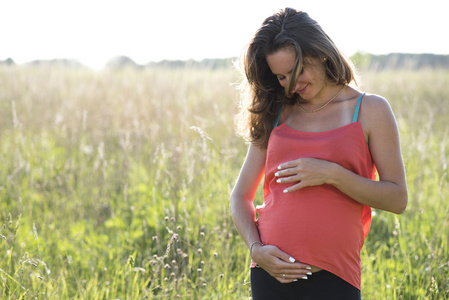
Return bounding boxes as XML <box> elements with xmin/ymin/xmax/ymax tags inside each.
<box><xmin>0</xmin><ymin>58</ymin><xmax>15</xmax><ymax>65</ymax></box>
<box><xmin>105</xmin><ymin>56</ymin><xmax>141</xmax><ymax>69</ymax></box>
<box><xmin>350</xmin><ymin>52</ymin><xmax>373</xmax><ymax>70</ymax></box>
<box><xmin>27</xmin><ymin>59</ymin><xmax>85</xmax><ymax>68</ymax></box>
<box><xmin>350</xmin><ymin>52</ymin><xmax>449</xmax><ymax>70</ymax></box>
<box><xmin>145</xmin><ymin>58</ymin><xmax>236</xmax><ymax>70</ymax></box>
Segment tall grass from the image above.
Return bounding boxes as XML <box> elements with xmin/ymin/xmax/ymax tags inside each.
<box><xmin>0</xmin><ymin>65</ymin><xmax>448</xmax><ymax>299</ymax></box>
<box><xmin>358</xmin><ymin>70</ymin><xmax>449</xmax><ymax>299</ymax></box>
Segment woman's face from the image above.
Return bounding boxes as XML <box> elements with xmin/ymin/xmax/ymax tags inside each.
<box><xmin>266</xmin><ymin>47</ymin><xmax>328</xmax><ymax>100</ymax></box>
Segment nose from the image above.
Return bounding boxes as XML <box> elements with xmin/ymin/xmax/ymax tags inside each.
<box><xmin>280</xmin><ymin>76</ymin><xmax>299</xmax><ymax>89</ymax></box>
<box><xmin>292</xmin><ymin>81</ymin><xmax>300</xmax><ymax>94</ymax></box>
<box><xmin>285</xmin><ymin>80</ymin><xmax>300</xmax><ymax>95</ymax></box>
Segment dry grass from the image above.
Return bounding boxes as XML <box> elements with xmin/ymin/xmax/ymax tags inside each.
<box><xmin>0</xmin><ymin>65</ymin><xmax>448</xmax><ymax>299</ymax></box>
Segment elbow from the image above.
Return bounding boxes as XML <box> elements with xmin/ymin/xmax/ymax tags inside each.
<box><xmin>229</xmin><ymin>189</ymin><xmax>254</xmax><ymax>220</ymax></box>
<box><xmin>229</xmin><ymin>192</ymin><xmax>240</xmax><ymax>219</ymax></box>
<box><xmin>394</xmin><ymin>202</ymin><xmax>407</xmax><ymax>215</ymax></box>
<box><xmin>393</xmin><ymin>188</ymin><xmax>408</xmax><ymax>215</ymax></box>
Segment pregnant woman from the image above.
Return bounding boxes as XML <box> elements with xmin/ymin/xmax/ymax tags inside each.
<box><xmin>230</xmin><ymin>7</ymin><xmax>407</xmax><ymax>300</ymax></box>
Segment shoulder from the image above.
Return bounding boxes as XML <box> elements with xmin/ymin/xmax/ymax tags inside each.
<box><xmin>361</xmin><ymin>93</ymin><xmax>392</xmax><ymax>112</ymax></box>
<box><xmin>359</xmin><ymin>93</ymin><xmax>398</xmax><ymax>139</ymax></box>
<box><xmin>360</xmin><ymin>93</ymin><xmax>395</xmax><ymax>123</ymax></box>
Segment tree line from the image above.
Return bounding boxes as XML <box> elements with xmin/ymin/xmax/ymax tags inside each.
<box><xmin>2</xmin><ymin>53</ymin><xmax>449</xmax><ymax>70</ymax></box>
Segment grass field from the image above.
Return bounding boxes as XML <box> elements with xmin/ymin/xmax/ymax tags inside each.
<box><xmin>0</xmin><ymin>65</ymin><xmax>448</xmax><ymax>299</ymax></box>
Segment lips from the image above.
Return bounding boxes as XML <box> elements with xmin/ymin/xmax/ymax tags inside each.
<box><xmin>296</xmin><ymin>84</ymin><xmax>309</xmax><ymax>95</ymax></box>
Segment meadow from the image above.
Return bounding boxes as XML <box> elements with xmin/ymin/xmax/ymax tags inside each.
<box><xmin>0</xmin><ymin>64</ymin><xmax>448</xmax><ymax>299</ymax></box>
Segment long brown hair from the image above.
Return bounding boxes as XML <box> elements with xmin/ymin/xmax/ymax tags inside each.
<box><xmin>236</xmin><ymin>8</ymin><xmax>356</xmax><ymax>148</ymax></box>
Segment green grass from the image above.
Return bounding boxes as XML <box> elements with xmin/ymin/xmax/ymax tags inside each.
<box><xmin>0</xmin><ymin>65</ymin><xmax>448</xmax><ymax>299</ymax></box>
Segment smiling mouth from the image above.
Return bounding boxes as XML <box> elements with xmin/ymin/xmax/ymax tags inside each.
<box><xmin>296</xmin><ymin>84</ymin><xmax>309</xmax><ymax>94</ymax></box>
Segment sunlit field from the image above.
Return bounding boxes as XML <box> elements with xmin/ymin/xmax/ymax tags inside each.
<box><xmin>0</xmin><ymin>64</ymin><xmax>448</xmax><ymax>299</ymax></box>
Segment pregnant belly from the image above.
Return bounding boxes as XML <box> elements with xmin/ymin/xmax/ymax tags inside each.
<box><xmin>256</xmin><ymin>193</ymin><xmax>364</xmax><ymax>264</ymax></box>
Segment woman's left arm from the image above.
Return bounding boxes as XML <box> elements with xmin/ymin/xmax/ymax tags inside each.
<box><xmin>276</xmin><ymin>95</ymin><xmax>408</xmax><ymax>214</ymax></box>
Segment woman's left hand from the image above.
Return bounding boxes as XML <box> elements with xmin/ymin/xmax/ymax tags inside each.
<box><xmin>275</xmin><ymin>158</ymin><xmax>338</xmax><ymax>193</ymax></box>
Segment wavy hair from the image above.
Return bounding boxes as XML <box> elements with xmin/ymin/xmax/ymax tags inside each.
<box><xmin>236</xmin><ymin>8</ymin><xmax>356</xmax><ymax>148</ymax></box>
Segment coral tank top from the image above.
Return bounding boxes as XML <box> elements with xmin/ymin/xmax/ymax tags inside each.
<box><xmin>255</xmin><ymin>94</ymin><xmax>376</xmax><ymax>290</ymax></box>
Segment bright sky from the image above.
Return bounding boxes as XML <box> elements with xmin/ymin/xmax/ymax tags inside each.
<box><xmin>1</xmin><ymin>0</ymin><xmax>447</xmax><ymax>69</ymax></box>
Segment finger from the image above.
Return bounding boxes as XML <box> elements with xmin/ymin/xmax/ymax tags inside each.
<box><xmin>276</xmin><ymin>274</ymin><xmax>307</xmax><ymax>283</ymax></box>
<box><xmin>275</xmin><ymin>276</ymin><xmax>287</xmax><ymax>283</ymax></box>
<box><xmin>277</xmin><ymin>159</ymin><xmax>301</xmax><ymax>170</ymax></box>
<box><xmin>282</xmin><ymin>182</ymin><xmax>305</xmax><ymax>193</ymax></box>
<box><xmin>291</xmin><ymin>261</ymin><xmax>313</xmax><ymax>270</ymax></box>
<box><xmin>284</xmin><ymin>180</ymin><xmax>316</xmax><ymax>192</ymax></box>
<box><xmin>280</xmin><ymin>266</ymin><xmax>313</xmax><ymax>277</ymax></box>
<box><xmin>276</xmin><ymin>175</ymin><xmax>301</xmax><ymax>183</ymax></box>
<box><xmin>275</xmin><ymin>169</ymin><xmax>293</xmax><ymax>178</ymax></box>
<box><xmin>264</xmin><ymin>246</ymin><xmax>312</xmax><ymax>273</ymax></box>
<box><xmin>269</xmin><ymin>247</ymin><xmax>297</xmax><ymax>264</ymax></box>
<box><xmin>273</xmin><ymin>254</ymin><xmax>312</xmax><ymax>272</ymax></box>
<box><xmin>276</xmin><ymin>274</ymin><xmax>294</xmax><ymax>283</ymax></box>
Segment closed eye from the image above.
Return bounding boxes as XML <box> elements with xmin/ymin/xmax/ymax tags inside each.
<box><xmin>275</xmin><ymin>67</ymin><xmax>304</xmax><ymax>83</ymax></box>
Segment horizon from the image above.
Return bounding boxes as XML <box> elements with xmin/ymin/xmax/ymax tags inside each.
<box><xmin>3</xmin><ymin>52</ymin><xmax>449</xmax><ymax>70</ymax></box>
<box><xmin>1</xmin><ymin>0</ymin><xmax>448</xmax><ymax>69</ymax></box>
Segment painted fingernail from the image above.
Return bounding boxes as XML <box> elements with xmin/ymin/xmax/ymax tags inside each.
<box><xmin>306</xmin><ymin>267</ymin><xmax>312</xmax><ymax>270</ymax></box>
<box><xmin>289</xmin><ymin>257</ymin><xmax>295</xmax><ymax>263</ymax></box>
<box><xmin>283</xmin><ymin>189</ymin><xmax>289</xmax><ymax>193</ymax></box>
<box><xmin>276</xmin><ymin>179</ymin><xmax>282</xmax><ymax>183</ymax></box>
<box><xmin>278</xmin><ymin>165</ymin><xmax>282</xmax><ymax>170</ymax></box>
<box><xmin>302</xmin><ymin>276</ymin><xmax>308</xmax><ymax>280</ymax></box>
<box><xmin>306</xmin><ymin>272</ymin><xmax>312</xmax><ymax>275</ymax></box>
<box><xmin>293</xmin><ymin>279</ymin><xmax>298</xmax><ymax>282</ymax></box>
<box><xmin>275</xmin><ymin>172</ymin><xmax>279</xmax><ymax>177</ymax></box>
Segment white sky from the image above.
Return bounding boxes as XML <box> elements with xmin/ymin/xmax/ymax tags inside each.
<box><xmin>1</xmin><ymin>0</ymin><xmax>447</xmax><ymax>69</ymax></box>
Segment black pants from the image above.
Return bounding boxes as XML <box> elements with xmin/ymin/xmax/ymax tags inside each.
<box><xmin>250</xmin><ymin>268</ymin><xmax>361</xmax><ymax>300</ymax></box>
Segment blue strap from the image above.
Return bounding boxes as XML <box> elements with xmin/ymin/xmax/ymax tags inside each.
<box><xmin>352</xmin><ymin>93</ymin><xmax>365</xmax><ymax>123</ymax></box>
<box><xmin>273</xmin><ymin>104</ymin><xmax>283</xmax><ymax>128</ymax></box>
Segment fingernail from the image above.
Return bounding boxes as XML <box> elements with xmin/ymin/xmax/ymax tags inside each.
<box><xmin>275</xmin><ymin>172</ymin><xmax>279</xmax><ymax>177</ymax></box>
<box><xmin>292</xmin><ymin>279</ymin><xmax>298</xmax><ymax>282</ymax></box>
<box><xmin>306</xmin><ymin>267</ymin><xmax>312</xmax><ymax>270</ymax></box>
<box><xmin>306</xmin><ymin>272</ymin><xmax>312</xmax><ymax>275</ymax></box>
<box><xmin>278</xmin><ymin>165</ymin><xmax>282</xmax><ymax>170</ymax></box>
<box><xmin>289</xmin><ymin>257</ymin><xmax>295</xmax><ymax>263</ymax></box>
<box><xmin>283</xmin><ymin>189</ymin><xmax>289</xmax><ymax>193</ymax></box>
<box><xmin>302</xmin><ymin>276</ymin><xmax>308</xmax><ymax>280</ymax></box>
<box><xmin>276</xmin><ymin>179</ymin><xmax>281</xmax><ymax>183</ymax></box>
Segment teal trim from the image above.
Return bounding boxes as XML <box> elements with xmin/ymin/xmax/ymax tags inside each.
<box><xmin>352</xmin><ymin>93</ymin><xmax>364</xmax><ymax>123</ymax></box>
<box><xmin>274</xmin><ymin>104</ymin><xmax>283</xmax><ymax>128</ymax></box>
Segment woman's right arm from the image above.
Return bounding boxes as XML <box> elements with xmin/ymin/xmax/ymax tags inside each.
<box><xmin>229</xmin><ymin>143</ymin><xmax>266</xmax><ymax>249</ymax></box>
<box><xmin>230</xmin><ymin>144</ymin><xmax>312</xmax><ymax>282</ymax></box>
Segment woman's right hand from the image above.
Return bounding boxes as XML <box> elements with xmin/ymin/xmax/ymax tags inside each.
<box><xmin>252</xmin><ymin>243</ymin><xmax>312</xmax><ymax>283</ymax></box>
